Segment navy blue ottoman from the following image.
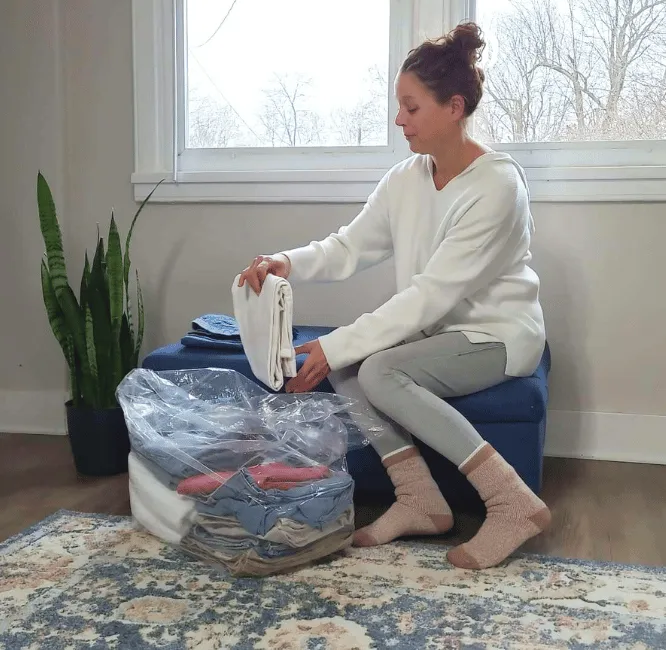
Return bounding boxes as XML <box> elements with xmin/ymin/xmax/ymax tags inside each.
<box><xmin>142</xmin><ymin>325</ymin><xmax>550</xmax><ymax>512</ymax></box>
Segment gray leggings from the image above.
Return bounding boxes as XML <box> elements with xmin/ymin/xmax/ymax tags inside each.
<box><xmin>328</xmin><ymin>332</ymin><xmax>509</xmax><ymax>467</ymax></box>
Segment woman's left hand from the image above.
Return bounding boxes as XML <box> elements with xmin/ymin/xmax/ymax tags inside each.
<box><xmin>285</xmin><ymin>340</ymin><xmax>331</xmax><ymax>393</ymax></box>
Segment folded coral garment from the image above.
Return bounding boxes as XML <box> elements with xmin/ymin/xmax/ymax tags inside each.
<box><xmin>176</xmin><ymin>462</ymin><xmax>332</xmax><ymax>495</ymax></box>
<box><xmin>231</xmin><ymin>274</ymin><xmax>297</xmax><ymax>391</ymax></box>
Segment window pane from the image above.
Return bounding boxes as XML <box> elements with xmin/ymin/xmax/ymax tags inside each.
<box><xmin>185</xmin><ymin>0</ymin><xmax>390</xmax><ymax>149</ymax></box>
<box><xmin>474</xmin><ymin>0</ymin><xmax>666</xmax><ymax>144</ymax></box>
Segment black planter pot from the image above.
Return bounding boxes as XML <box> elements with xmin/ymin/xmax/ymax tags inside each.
<box><xmin>65</xmin><ymin>401</ymin><xmax>130</xmax><ymax>476</ymax></box>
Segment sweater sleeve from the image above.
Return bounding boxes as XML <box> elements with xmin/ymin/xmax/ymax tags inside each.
<box><xmin>317</xmin><ymin>176</ymin><xmax>528</xmax><ymax>371</ymax></box>
<box><xmin>275</xmin><ymin>172</ymin><xmax>394</xmax><ymax>283</ymax></box>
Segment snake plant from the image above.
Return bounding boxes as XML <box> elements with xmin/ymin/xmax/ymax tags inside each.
<box><xmin>37</xmin><ymin>172</ymin><xmax>162</xmax><ymax>409</ymax></box>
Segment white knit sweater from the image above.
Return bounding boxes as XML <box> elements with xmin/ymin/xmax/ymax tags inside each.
<box><xmin>276</xmin><ymin>152</ymin><xmax>545</xmax><ymax>377</ymax></box>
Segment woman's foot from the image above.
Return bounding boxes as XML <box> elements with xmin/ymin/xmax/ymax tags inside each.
<box><xmin>447</xmin><ymin>443</ymin><xmax>551</xmax><ymax>569</ymax></box>
<box><xmin>353</xmin><ymin>448</ymin><xmax>454</xmax><ymax>547</ymax></box>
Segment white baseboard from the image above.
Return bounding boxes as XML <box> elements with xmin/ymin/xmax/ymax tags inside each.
<box><xmin>545</xmin><ymin>409</ymin><xmax>666</xmax><ymax>465</ymax></box>
<box><xmin>0</xmin><ymin>390</ymin><xmax>68</xmax><ymax>435</ymax></box>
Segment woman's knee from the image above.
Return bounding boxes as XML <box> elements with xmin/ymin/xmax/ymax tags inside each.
<box><xmin>358</xmin><ymin>349</ymin><xmax>397</xmax><ymax>398</ymax></box>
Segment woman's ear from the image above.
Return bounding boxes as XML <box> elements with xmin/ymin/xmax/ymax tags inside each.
<box><xmin>449</xmin><ymin>94</ymin><xmax>466</xmax><ymax>119</ymax></box>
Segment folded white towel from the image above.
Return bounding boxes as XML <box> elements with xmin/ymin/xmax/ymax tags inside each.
<box><xmin>127</xmin><ymin>452</ymin><xmax>197</xmax><ymax>544</ymax></box>
<box><xmin>231</xmin><ymin>273</ymin><xmax>297</xmax><ymax>391</ymax></box>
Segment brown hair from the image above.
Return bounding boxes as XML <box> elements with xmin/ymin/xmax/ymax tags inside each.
<box><xmin>400</xmin><ymin>22</ymin><xmax>486</xmax><ymax>116</ymax></box>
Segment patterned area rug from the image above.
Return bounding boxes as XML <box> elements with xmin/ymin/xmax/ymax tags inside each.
<box><xmin>1</xmin><ymin>510</ymin><xmax>665</xmax><ymax>649</ymax></box>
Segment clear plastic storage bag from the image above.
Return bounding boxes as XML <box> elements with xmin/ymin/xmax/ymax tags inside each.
<box><xmin>116</xmin><ymin>367</ymin><xmax>387</xmax><ymax>577</ymax></box>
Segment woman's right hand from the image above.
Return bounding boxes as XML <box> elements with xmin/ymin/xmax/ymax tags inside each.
<box><xmin>237</xmin><ymin>255</ymin><xmax>291</xmax><ymax>295</ymax></box>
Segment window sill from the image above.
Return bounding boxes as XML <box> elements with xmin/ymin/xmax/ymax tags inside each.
<box><xmin>132</xmin><ymin>165</ymin><xmax>666</xmax><ymax>204</ymax></box>
<box><xmin>131</xmin><ymin>170</ymin><xmax>386</xmax><ymax>203</ymax></box>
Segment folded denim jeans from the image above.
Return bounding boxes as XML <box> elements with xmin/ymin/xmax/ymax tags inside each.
<box><xmin>189</xmin><ymin>508</ymin><xmax>354</xmax><ymax>560</ymax></box>
<box><xmin>193</xmin><ymin>468</ymin><xmax>354</xmax><ymax>536</ymax></box>
<box><xmin>197</xmin><ymin>508</ymin><xmax>354</xmax><ymax>548</ymax></box>
<box><xmin>189</xmin><ymin>528</ymin><xmax>295</xmax><ymax>559</ymax></box>
<box><xmin>181</xmin><ymin>526</ymin><xmax>353</xmax><ymax>577</ymax></box>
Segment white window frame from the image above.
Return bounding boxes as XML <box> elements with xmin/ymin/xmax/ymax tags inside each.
<box><xmin>131</xmin><ymin>0</ymin><xmax>666</xmax><ymax>203</ymax></box>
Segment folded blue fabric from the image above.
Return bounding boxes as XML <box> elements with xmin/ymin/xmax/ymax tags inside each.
<box><xmin>191</xmin><ymin>314</ymin><xmax>243</xmax><ymax>339</ymax></box>
<box><xmin>181</xmin><ymin>314</ymin><xmax>244</xmax><ymax>350</ymax></box>
<box><xmin>182</xmin><ymin>314</ymin><xmax>299</xmax><ymax>351</ymax></box>
<box><xmin>180</xmin><ymin>334</ymin><xmax>244</xmax><ymax>351</ymax></box>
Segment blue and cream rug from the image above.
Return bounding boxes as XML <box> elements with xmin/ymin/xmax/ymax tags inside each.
<box><xmin>1</xmin><ymin>510</ymin><xmax>665</xmax><ymax>649</ymax></box>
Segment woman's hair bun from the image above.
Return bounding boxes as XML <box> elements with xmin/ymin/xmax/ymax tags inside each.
<box><xmin>448</xmin><ymin>22</ymin><xmax>485</xmax><ymax>67</ymax></box>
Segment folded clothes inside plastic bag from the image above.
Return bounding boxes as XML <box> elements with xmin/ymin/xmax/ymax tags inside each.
<box><xmin>116</xmin><ymin>367</ymin><xmax>387</xmax><ymax>577</ymax></box>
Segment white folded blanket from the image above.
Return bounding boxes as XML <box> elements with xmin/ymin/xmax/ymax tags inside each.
<box><xmin>231</xmin><ymin>273</ymin><xmax>297</xmax><ymax>391</ymax></box>
<box><xmin>128</xmin><ymin>452</ymin><xmax>197</xmax><ymax>544</ymax></box>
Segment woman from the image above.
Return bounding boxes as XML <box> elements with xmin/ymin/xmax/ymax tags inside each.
<box><xmin>238</xmin><ymin>22</ymin><xmax>551</xmax><ymax>570</ymax></box>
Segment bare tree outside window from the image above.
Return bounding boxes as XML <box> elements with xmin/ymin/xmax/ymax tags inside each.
<box><xmin>188</xmin><ymin>94</ymin><xmax>242</xmax><ymax>148</ymax></box>
<box><xmin>475</xmin><ymin>0</ymin><xmax>666</xmax><ymax>144</ymax></box>
<box><xmin>331</xmin><ymin>65</ymin><xmax>389</xmax><ymax>146</ymax></box>
<box><xmin>259</xmin><ymin>73</ymin><xmax>323</xmax><ymax>147</ymax></box>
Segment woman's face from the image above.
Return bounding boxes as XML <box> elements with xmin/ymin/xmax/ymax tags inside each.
<box><xmin>394</xmin><ymin>71</ymin><xmax>465</xmax><ymax>154</ymax></box>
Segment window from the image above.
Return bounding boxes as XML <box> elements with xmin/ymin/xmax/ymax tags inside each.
<box><xmin>185</xmin><ymin>0</ymin><xmax>390</xmax><ymax>150</ymax></box>
<box><xmin>132</xmin><ymin>0</ymin><xmax>666</xmax><ymax>202</ymax></box>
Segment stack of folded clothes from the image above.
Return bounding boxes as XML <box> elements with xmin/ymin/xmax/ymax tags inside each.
<box><xmin>128</xmin><ymin>450</ymin><xmax>354</xmax><ymax>576</ymax></box>
<box><xmin>117</xmin><ymin>367</ymin><xmax>374</xmax><ymax>577</ymax></box>
<box><xmin>178</xmin><ymin>462</ymin><xmax>354</xmax><ymax>576</ymax></box>
<box><xmin>181</xmin><ymin>313</ymin><xmax>298</xmax><ymax>352</ymax></box>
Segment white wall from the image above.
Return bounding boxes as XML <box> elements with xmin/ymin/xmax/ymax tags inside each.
<box><xmin>0</xmin><ymin>0</ymin><xmax>69</xmax><ymax>433</ymax></box>
<box><xmin>2</xmin><ymin>0</ymin><xmax>665</xmax><ymax>462</ymax></box>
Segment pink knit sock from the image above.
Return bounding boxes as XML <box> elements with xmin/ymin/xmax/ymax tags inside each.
<box><xmin>447</xmin><ymin>443</ymin><xmax>551</xmax><ymax>569</ymax></box>
<box><xmin>353</xmin><ymin>448</ymin><xmax>454</xmax><ymax>547</ymax></box>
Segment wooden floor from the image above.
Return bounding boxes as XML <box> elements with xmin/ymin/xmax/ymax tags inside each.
<box><xmin>2</xmin><ymin>432</ymin><xmax>665</xmax><ymax>567</ymax></box>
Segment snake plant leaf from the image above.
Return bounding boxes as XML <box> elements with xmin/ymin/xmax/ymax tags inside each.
<box><xmin>89</xmin><ymin>239</ymin><xmax>112</xmax><ymax>403</ymax></box>
<box><xmin>89</xmin><ymin>286</ymin><xmax>113</xmax><ymax>406</ymax></box>
<box><xmin>106</xmin><ymin>215</ymin><xmax>124</xmax><ymax>389</ymax></box>
<box><xmin>90</xmin><ymin>237</ymin><xmax>109</xmax><ymax>309</ymax></box>
<box><xmin>120</xmin><ymin>314</ymin><xmax>134</xmax><ymax>377</ymax></box>
<box><xmin>123</xmin><ymin>179</ymin><xmax>163</xmax><ymax>344</ymax></box>
<box><xmin>84</xmin><ymin>299</ymin><xmax>98</xmax><ymax>384</ymax></box>
<box><xmin>37</xmin><ymin>172</ymin><xmax>68</xmax><ymax>295</ymax></box>
<box><xmin>37</xmin><ymin>173</ymin><xmax>93</xmax><ymax>403</ymax></box>
<box><xmin>123</xmin><ymin>179</ymin><xmax>163</xmax><ymax>293</ymax></box>
<box><xmin>69</xmin><ymin>345</ymin><xmax>81</xmax><ymax>407</ymax></box>
<box><xmin>89</xmin><ymin>239</ymin><xmax>107</xmax><ymax>309</ymax></box>
<box><xmin>135</xmin><ymin>269</ymin><xmax>145</xmax><ymax>365</ymax></box>
<box><xmin>41</xmin><ymin>259</ymin><xmax>74</xmax><ymax>370</ymax></box>
<box><xmin>80</xmin><ymin>252</ymin><xmax>90</xmax><ymax>307</ymax></box>
<box><xmin>107</xmin><ymin>215</ymin><xmax>123</xmax><ymax>335</ymax></box>
<box><xmin>87</xmin><ymin>253</ymin><xmax>113</xmax><ymax>405</ymax></box>
<box><xmin>41</xmin><ymin>251</ymin><xmax>81</xmax><ymax>405</ymax></box>
<box><xmin>126</xmin><ymin>291</ymin><xmax>135</xmax><ymax>350</ymax></box>
<box><xmin>58</xmin><ymin>283</ymin><xmax>97</xmax><ymax>407</ymax></box>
